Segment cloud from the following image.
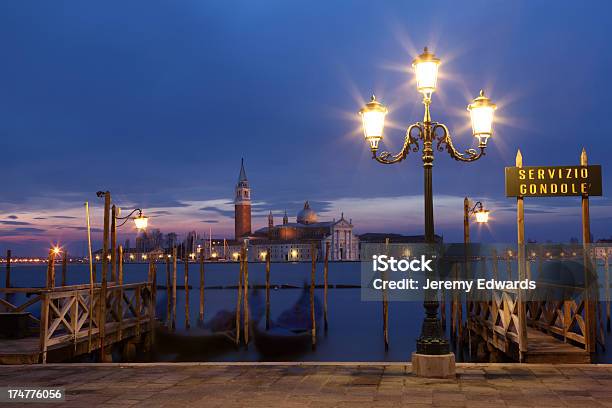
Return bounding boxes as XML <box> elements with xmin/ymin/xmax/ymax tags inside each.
<box><xmin>33</xmin><ymin>217</ymin><xmax>47</xmax><ymax>220</ymax></box>
<box><xmin>199</xmin><ymin>206</ymin><xmax>234</xmax><ymax>217</ymax></box>
<box><xmin>201</xmin><ymin>220</ymin><xmax>219</xmax><ymax>224</ymax></box>
<box><xmin>7</xmin><ymin>215</ymin><xmax>18</xmax><ymax>219</ymax></box>
<box><xmin>150</xmin><ymin>210</ymin><xmax>172</xmax><ymax>215</ymax></box>
<box><xmin>51</xmin><ymin>215</ymin><xmax>77</xmax><ymax>219</ymax></box>
<box><xmin>0</xmin><ymin>227</ymin><xmax>46</xmax><ymax>236</ymax></box>
<box><xmin>0</xmin><ymin>220</ymin><xmax>32</xmax><ymax>226</ymax></box>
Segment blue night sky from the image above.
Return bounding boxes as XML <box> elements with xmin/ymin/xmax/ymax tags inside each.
<box><xmin>1</xmin><ymin>1</ymin><xmax>611</xmax><ymax>255</ymax></box>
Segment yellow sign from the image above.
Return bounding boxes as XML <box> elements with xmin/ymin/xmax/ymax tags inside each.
<box><xmin>505</xmin><ymin>165</ymin><xmax>602</xmax><ymax>197</ymax></box>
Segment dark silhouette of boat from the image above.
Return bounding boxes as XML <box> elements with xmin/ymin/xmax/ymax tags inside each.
<box><xmin>253</xmin><ymin>286</ymin><xmax>322</xmax><ymax>356</ymax></box>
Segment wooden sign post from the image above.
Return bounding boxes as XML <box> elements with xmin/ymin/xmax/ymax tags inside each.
<box><xmin>505</xmin><ymin>148</ymin><xmax>602</xmax><ymax>356</ymax></box>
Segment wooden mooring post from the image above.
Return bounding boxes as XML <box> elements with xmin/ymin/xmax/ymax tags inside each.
<box><xmin>5</xmin><ymin>249</ymin><xmax>10</xmax><ymax>290</ymax></box>
<box><xmin>166</xmin><ymin>255</ymin><xmax>171</xmax><ymax>327</ymax></box>
<box><xmin>265</xmin><ymin>248</ymin><xmax>271</xmax><ymax>330</ymax></box>
<box><xmin>605</xmin><ymin>253</ymin><xmax>610</xmax><ymax>332</ymax></box>
<box><xmin>61</xmin><ymin>251</ymin><xmax>67</xmax><ymax>287</ymax></box>
<box><xmin>199</xmin><ymin>251</ymin><xmax>205</xmax><ymax>323</ymax></box>
<box><xmin>382</xmin><ymin>239</ymin><xmax>389</xmax><ymax>350</ymax></box>
<box><xmin>310</xmin><ymin>242</ymin><xmax>316</xmax><ymax>348</ymax></box>
<box><xmin>118</xmin><ymin>246</ymin><xmax>124</xmax><ymax>340</ymax></box>
<box><xmin>184</xmin><ymin>255</ymin><xmax>190</xmax><ymax>329</ymax></box>
<box><xmin>46</xmin><ymin>249</ymin><xmax>55</xmax><ymax>288</ymax></box>
<box><xmin>99</xmin><ymin>192</ymin><xmax>111</xmax><ymax>361</ymax></box>
<box><xmin>111</xmin><ymin>205</ymin><xmax>117</xmax><ymax>282</ymax></box>
<box><xmin>243</xmin><ymin>243</ymin><xmax>249</xmax><ymax>347</ymax></box>
<box><xmin>323</xmin><ymin>241</ymin><xmax>329</xmax><ymax>332</ymax></box>
<box><xmin>235</xmin><ymin>247</ymin><xmax>244</xmax><ymax>346</ymax></box>
<box><xmin>85</xmin><ymin>201</ymin><xmax>94</xmax><ymax>352</ymax></box>
<box><xmin>172</xmin><ymin>246</ymin><xmax>177</xmax><ymax>331</ymax></box>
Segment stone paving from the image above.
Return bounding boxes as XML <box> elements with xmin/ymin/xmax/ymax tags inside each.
<box><xmin>1</xmin><ymin>363</ymin><xmax>612</xmax><ymax>407</ymax></box>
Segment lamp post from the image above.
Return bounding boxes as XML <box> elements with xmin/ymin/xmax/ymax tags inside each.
<box><xmin>463</xmin><ymin>198</ymin><xmax>490</xmax><ymax>244</ymax></box>
<box><xmin>358</xmin><ymin>47</ymin><xmax>497</xmax><ymax>358</ymax></box>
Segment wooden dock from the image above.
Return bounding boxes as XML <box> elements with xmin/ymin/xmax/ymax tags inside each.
<box><xmin>463</xmin><ymin>250</ymin><xmax>597</xmax><ymax>364</ymax></box>
<box><xmin>0</xmin><ymin>282</ymin><xmax>155</xmax><ymax>364</ymax></box>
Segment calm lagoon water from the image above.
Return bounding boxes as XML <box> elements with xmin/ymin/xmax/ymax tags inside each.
<box><xmin>2</xmin><ymin>261</ymin><xmax>611</xmax><ymax>363</ymax></box>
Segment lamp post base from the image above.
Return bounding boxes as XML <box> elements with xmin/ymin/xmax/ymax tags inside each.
<box><xmin>411</xmin><ymin>352</ymin><xmax>456</xmax><ymax>379</ymax></box>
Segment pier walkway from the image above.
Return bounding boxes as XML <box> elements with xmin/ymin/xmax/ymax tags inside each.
<box><xmin>0</xmin><ymin>282</ymin><xmax>155</xmax><ymax>364</ymax></box>
<box><xmin>1</xmin><ymin>363</ymin><xmax>611</xmax><ymax>407</ymax></box>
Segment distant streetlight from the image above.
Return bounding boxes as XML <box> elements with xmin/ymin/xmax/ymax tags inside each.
<box><xmin>464</xmin><ymin>198</ymin><xmax>490</xmax><ymax>244</ymax></box>
<box><xmin>358</xmin><ymin>46</ymin><xmax>497</xmax><ymax>358</ymax></box>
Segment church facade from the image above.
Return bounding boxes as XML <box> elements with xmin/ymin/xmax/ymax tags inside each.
<box><xmin>229</xmin><ymin>160</ymin><xmax>359</xmax><ymax>261</ymax></box>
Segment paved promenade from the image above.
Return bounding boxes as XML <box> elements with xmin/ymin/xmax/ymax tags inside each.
<box><xmin>1</xmin><ymin>363</ymin><xmax>612</xmax><ymax>407</ymax></box>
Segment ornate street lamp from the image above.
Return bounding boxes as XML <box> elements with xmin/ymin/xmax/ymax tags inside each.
<box><xmin>358</xmin><ymin>47</ymin><xmax>497</xmax><ymax>358</ymax></box>
<box><xmin>468</xmin><ymin>200</ymin><xmax>490</xmax><ymax>225</ymax></box>
<box><xmin>116</xmin><ymin>208</ymin><xmax>148</xmax><ymax>230</ymax></box>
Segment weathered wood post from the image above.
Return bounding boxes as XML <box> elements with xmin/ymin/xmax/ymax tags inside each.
<box><xmin>111</xmin><ymin>205</ymin><xmax>117</xmax><ymax>282</ymax></box>
<box><xmin>184</xmin><ymin>255</ymin><xmax>190</xmax><ymax>329</ymax></box>
<box><xmin>46</xmin><ymin>249</ymin><xmax>55</xmax><ymax>288</ymax></box>
<box><xmin>151</xmin><ymin>261</ymin><xmax>157</xmax><ymax>345</ymax></box>
<box><xmin>39</xmin><ymin>292</ymin><xmax>49</xmax><ymax>363</ymax></box>
<box><xmin>147</xmin><ymin>259</ymin><xmax>155</xmax><ymax>349</ymax></box>
<box><xmin>265</xmin><ymin>248</ymin><xmax>271</xmax><ymax>330</ymax></box>
<box><xmin>324</xmin><ymin>241</ymin><xmax>329</xmax><ymax>332</ymax></box>
<box><xmin>581</xmin><ymin>148</ymin><xmax>596</xmax><ymax>353</ymax></box>
<box><xmin>235</xmin><ymin>247</ymin><xmax>243</xmax><ymax>346</ymax></box>
<box><xmin>462</xmin><ymin>197</ymin><xmax>471</xmax><ymax>344</ymax></box>
<box><xmin>166</xmin><ymin>255</ymin><xmax>171</xmax><ymax>327</ymax></box>
<box><xmin>5</xmin><ymin>249</ymin><xmax>10</xmax><ymax>289</ymax></box>
<box><xmin>243</xmin><ymin>242</ymin><xmax>249</xmax><ymax>346</ymax></box>
<box><xmin>382</xmin><ymin>239</ymin><xmax>389</xmax><ymax>350</ymax></box>
<box><xmin>199</xmin><ymin>251</ymin><xmax>205</xmax><ymax>323</ymax></box>
<box><xmin>172</xmin><ymin>247</ymin><xmax>177</xmax><ymax>331</ymax></box>
<box><xmin>515</xmin><ymin>150</ymin><xmax>529</xmax><ymax>362</ymax></box>
<box><xmin>605</xmin><ymin>253</ymin><xmax>610</xmax><ymax>332</ymax></box>
<box><xmin>87</xmin><ymin>201</ymin><xmax>94</xmax><ymax>352</ymax></box>
<box><xmin>118</xmin><ymin>245</ymin><xmax>124</xmax><ymax>341</ymax></box>
<box><xmin>310</xmin><ymin>242</ymin><xmax>317</xmax><ymax>348</ymax></box>
<box><xmin>98</xmin><ymin>192</ymin><xmax>111</xmax><ymax>359</ymax></box>
<box><xmin>61</xmin><ymin>251</ymin><xmax>67</xmax><ymax>287</ymax></box>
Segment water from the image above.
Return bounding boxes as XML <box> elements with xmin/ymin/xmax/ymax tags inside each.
<box><xmin>2</xmin><ymin>261</ymin><xmax>611</xmax><ymax>362</ymax></box>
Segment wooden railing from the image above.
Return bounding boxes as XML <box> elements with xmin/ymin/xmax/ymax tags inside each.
<box><xmin>467</xmin><ymin>250</ymin><xmax>526</xmax><ymax>360</ymax></box>
<box><xmin>0</xmin><ymin>282</ymin><xmax>154</xmax><ymax>363</ymax></box>
<box><xmin>466</xmin><ymin>247</ymin><xmax>599</xmax><ymax>361</ymax></box>
<box><xmin>38</xmin><ymin>282</ymin><xmax>154</xmax><ymax>362</ymax></box>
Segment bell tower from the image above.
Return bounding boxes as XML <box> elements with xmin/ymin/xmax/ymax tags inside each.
<box><xmin>234</xmin><ymin>158</ymin><xmax>251</xmax><ymax>239</ymax></box>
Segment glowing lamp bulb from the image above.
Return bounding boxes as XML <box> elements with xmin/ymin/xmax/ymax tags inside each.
<box><xmin>52</xmin><ymin>246</ymin><xmax>61</xmax><ymax>255</ymax></box>
<box><xmin>134</xmin><ymin>214</ymin><xmax>148</xmax><ymax>230</ymax></box>
<box><xmin>359</xmin><ymin>95</ymin><xmax>388</xmax><ymax>151</ymax></box>
<box><xmin>291</xmin><ymin>249</ymin><xmax>298</xmax><ymax>258</ymax></box>
<box><xmin>468</xmin><ymin>90</ymin><xmax>497</xmax><ymax>146</ymax></box>
<box><xmin>475</xmin><ymin>209</ymin><xmax>490</xmax><ymax>224</ymax></box>
<box><xmin>412</xmin><ymin>47</ymin><xmax>440</xmax><ymax>97</ymax></box>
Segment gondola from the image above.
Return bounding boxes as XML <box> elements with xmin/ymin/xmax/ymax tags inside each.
<box><xmin>253</xmin><ymin>286</ymin><xmax>322</xmax><ymax>356</ymax></box>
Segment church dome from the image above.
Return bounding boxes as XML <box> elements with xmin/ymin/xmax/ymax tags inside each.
<box><xmin>297</xmin><ymin>201</ymin><xmax>318</xmax><ymax>224</ymax></box>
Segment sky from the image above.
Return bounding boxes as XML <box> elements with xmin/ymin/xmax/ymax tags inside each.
<box><xmin>1</xmin><ymin>1</ymin><xmax>612</xmax><ymax>255</ymax></box>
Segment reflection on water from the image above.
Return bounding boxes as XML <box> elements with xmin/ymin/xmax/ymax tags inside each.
<box><xmin>2</xmin><ymin>261</ymin><xmax>611</xmax><ymax>362</ymax></box>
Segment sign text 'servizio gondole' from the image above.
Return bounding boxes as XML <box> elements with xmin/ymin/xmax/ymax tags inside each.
<box><xmin>505</xmin><ymin>165</ymin><xmax>602</xmax><ymax>197</ymax></box>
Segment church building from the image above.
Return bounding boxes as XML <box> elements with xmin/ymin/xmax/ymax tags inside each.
<box><xmin>228</xmin><ymin>160</ymin><xmax>359</xmax><ymax>262</ymax></box>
